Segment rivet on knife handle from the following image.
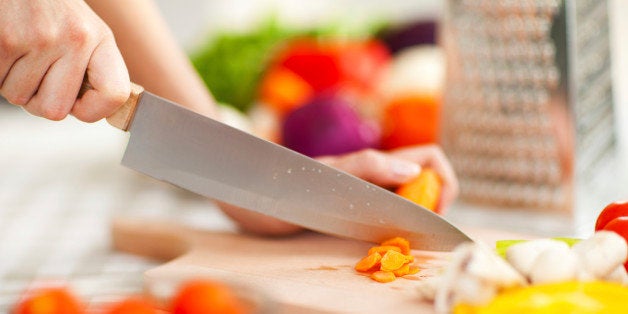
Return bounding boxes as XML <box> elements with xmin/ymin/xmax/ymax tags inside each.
<box><xmin>79</xmin><ymin>78</ymin><xmax>144</xmax><ymax>131</ymax></box>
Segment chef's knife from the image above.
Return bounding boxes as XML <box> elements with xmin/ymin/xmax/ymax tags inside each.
<box><xmin>100</xmin><ymin>82</ymin><xmax>471</xmax><ymax>251</ymax></box>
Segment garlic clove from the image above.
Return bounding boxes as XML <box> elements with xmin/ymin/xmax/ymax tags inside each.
<box><xmin>434</xmin><ymin>242</ymin><xmax>526</xmax><ymax>313</ymax></box>
<box><xmin>466</xmin><ymin>243</ymin><xmax>525</xmax><ymax>287</ymax></box>
<box><xmin>603</xmin><ymin>265</ymin><xmax>628</xmax><ymax>285</ymax></box>
<box><xmin>529</xmin><ymin>245</ymin><xmax>578</xmax><ymax>284</ymax></box>
<box><xmin>572</xmin><ymin>231</ymin><xmax>627</xmax><ymax>279</ymax></box>
<box><xmin>506</xmin><ymin>239</ymin><xmax>569</xmax><ymax>278</ymax></box>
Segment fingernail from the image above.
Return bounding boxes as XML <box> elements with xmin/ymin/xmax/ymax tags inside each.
<box><xmin>390</xmin><ymin>160</ymin><xmax>421</xmax><ymax>179</ymax></box>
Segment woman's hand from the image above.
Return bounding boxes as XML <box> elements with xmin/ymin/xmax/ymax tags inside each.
<box><xmin>0</xmin><ymin>0</ymin><xmax>130</xmax><ymax>122</ymax></box>
<box><xmin>219</xmin><ymin>144</ymin><xmax>459</xmax><ymax>236</ymax></box>
<box><xmin>317</xmin><ymin>145</ymin><xmax>459</xmax><ymax>213</ymax></box>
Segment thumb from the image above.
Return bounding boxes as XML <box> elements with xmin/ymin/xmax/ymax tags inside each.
<box><xmin>73</xmin><ymin>37</ymin><xmax>130</xmax><ymax>122</ymax></box>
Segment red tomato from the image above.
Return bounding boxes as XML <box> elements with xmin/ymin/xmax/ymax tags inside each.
<box><xmin>14</xmin><ymin>287</ymin><xmax>84</xmax><ymax>314</ymax></box>
<box><xmin>595</xmin><ymin>201</ymin><xmax>628</xmax><ymax>231</ymax></box>
<box><xmin>105</xmin><ymin>298</ymin><xmax>157</xmax><ymax>314</ymax></box>
<box><xmin>600</xmin><ymin>216</ymin><xmax>628</xmax><ymax>271</ymax></box>
<box><xmin>278</xmin><ymin>39</ymin><xmax>343</xmax><ymax>93</ymax></box>
<box><xmin>171</xmin><ymin>280</ymin><xmax>245</xmax><ymax>314</ymax></box>
<box><xmin>336</xmin><ymin>40</ymin><xmax>390</xmax><ymax>94</ymax></box>
<box><xmin>274</xmin><ymin>38</ymin><xmax>390</xmax><ymax>95</ymax></box>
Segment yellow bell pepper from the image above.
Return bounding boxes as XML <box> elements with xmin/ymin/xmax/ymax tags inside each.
<box><xmin>454</xmin><ymin>281</ymin><xmax>628</xmax><ymax>314</ymax></box>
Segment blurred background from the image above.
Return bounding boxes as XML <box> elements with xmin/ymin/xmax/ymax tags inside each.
<box><xmin>1</xmin><ymin>0</ymin><xmax>628</xmax><ymax>311</ymax></box>
<box><xmin>153</xmin><ymin>0</ymin><xmax>628</xmax><ymax>235</ymax></box>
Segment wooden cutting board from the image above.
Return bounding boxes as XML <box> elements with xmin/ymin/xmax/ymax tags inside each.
<box><xmin>111</xmin><ymin>218</ymin><xmax>528</xmax><ymax>313</ymax></box>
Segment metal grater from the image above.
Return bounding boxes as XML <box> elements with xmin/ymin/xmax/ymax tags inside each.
<box><xmin>440</xmin><ymin>0</ymin><xmax>615</xmax><ymax>218</ymax></box>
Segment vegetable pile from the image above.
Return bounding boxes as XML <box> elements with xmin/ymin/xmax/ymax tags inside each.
<box><xmin>416</xmin><ymin>200</ymin><xmax>628</xmax><ymax>313</ymax></box>
<box><xmin>354</xmin><ymin>236</ymin><xmax>420</xmax><ymax>283</ymax></box>
<box><xmin>191</xmin><ymin>18</ymin><xmax>443</xmax><ymax>156</ymax></box>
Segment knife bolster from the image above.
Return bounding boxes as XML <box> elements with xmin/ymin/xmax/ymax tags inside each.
<box><xmin>106</xmin><ymin>83</ymin><xmax>144</xmax><ymax>131</ymax></box>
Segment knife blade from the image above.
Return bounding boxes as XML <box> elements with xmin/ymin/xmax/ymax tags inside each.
<box><xmin>105</xmin><ymin>83</ymin><xmax>471</xmax><ymax>251</ymax></box>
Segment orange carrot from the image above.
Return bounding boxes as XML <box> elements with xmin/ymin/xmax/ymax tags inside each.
<box><xmin>392</xmin><ymin>264</ymin><xmax>410</xmax><ymax>277</ymax></box>
<box><xmin>355</xmin><ymin>252</ymin><xmax>382</xmax><ymax>272</ymax></box>
<box><xmin>407</xmin><ymin>265</ymin><xmax>420</xmax><ymax>275</ymax></box>
<box><xmin>367</xmin><ymin>245</ymin><xmax>402</xmax><ymax>256</ymax></box>
<box><xmin>354</xmin><ymin>236</ymin><xmax>420</xmax><ymax>283</ymax></box>
<box><xmin>381</xmin><ymin>237</ymin><xmax>411</xmax><ymax>255</ymax></box>
<box><xmin>380</xmin><ymin>250</ymin><xmax>409</xmax><ymax>272</ymax></box>
<box><xmin>370</xmin><ymin>271</ymin><xmax>397</xmax><ymax>283</ymax></box>
<box><xmin>396</xmin><ymin>168</ymin><xmax>442</xmax><ymax>213</ymax></box>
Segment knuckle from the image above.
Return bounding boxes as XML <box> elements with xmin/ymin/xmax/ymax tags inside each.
<box><xmin>66</xmin><ymin>21</ymin><xmax>95</xmax><ymax>48</ymax></box>
<box><xmin>0</xmin><ymin>34</ymin><xmax>19</xmax><ymax>53</ymax></box>
<box><xmin>31</xmin><ymin>29</ymin><xmax>58</xmax><ymax>49</ymax></box>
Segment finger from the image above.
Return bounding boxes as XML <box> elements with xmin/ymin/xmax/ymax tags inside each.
<box><xmin>0</xmin><ymin>33</ymin><xmax>26</xmax><ymax>86</ymax></box>
<box><xmin>25</xmin><ymin>51</ymin><xmax>89</xmax><ymax>121</ymax></box>
<box><xmin>390</xmin><ymin>145</ymin><xmax>459</xmax><ymax>211</ymax></box>
<box><xmin>317</xmin><ymin>149</ymin><xmax>421</xmax><ymax>187</ymax></box>
<box><xmin>0</xmin><ymin>52</ymin><xmax>54</xmax><ymax>107</ymax></box>
<box><xmin>73</xmin><ymin>36</ymin><xmax>130</xmax><ymax>122</ymax></box>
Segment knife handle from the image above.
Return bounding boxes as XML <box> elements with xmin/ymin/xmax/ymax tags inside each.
<box><xmin>79</xmin><ymin>78</ymin><xmax>144</xmax><ymax>131</ymax></box>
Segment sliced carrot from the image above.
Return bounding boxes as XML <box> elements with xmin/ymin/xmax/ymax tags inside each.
<box><xmin>380</xmin><ymin>250</ymin><xmax>409</xmax><ymax>272</ymax></box>
<box><xmin>354</xmin><ymin>252</ymin><xmax>382</xmax><ymax>272</ymax></box>
<box><xmin>367</xmin><ymin>245</ymin><xmax>402</xmax><ymax>256</ymax></box>
<box><xmin>405</xmin><ymin>254</ymin><xmax>415</xmax><ymax>263</ymax></box>
<box><xmin>396</xmin><ymin>168</ymin><xmax>442</xmax><ymax>213</ymax></box>
<box><xmin>355</xmin><ymin>236</ymin><xmax>417</xmax><ymax>283</ymax></box>
<box><xmin>392</xmin><ymin>264</ymin><xmax>410</xmax><ymax>277</ymax></box>
<box><xmin>370</xmin><ymin>271</ymin><xmax>396</xmax><ymax>283</ymax></box>
<box><xmin>407</xmin><ymin>265</ymin><xmax>420</xmax><ymax>275</ymax></box>
<box><xmin>381</xmin><ymin>237</ymin><xmax>411</xmax><ymax>255</ymax></box>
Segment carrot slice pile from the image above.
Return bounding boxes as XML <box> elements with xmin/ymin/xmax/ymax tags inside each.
<box><xmin>354</xmin><ymin>237</ymin><xmax>419</xmax><ymax>283</ymax></box>
<box><xmin>355</xmin><ymin>252</ymin><xmax>382</xmax><ymax>272</ymax></box>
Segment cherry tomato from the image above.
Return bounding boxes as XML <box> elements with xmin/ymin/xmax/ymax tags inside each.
<box><xmin>171</xmin><ymin>280</ymin><xmax>245</xmax><ymax>314</ymax></box>
<box><xmin>600</xmin><ymin>216</ymin><xmax>628</xmax><ymax>271</ymax></box>
<box><xmin>14</xmin><ymin>287</ymin><xmax>84</xmax><ymax>314</ymax></box>
<box><xmin>105</xmin><ymin>297</ymin><xmax>157</xmax><ymax>314</ymax></box>
<box><xmin>595</xmin><ymin>201</ymin><xmax>628</xmax><ymax>231</ymax></box>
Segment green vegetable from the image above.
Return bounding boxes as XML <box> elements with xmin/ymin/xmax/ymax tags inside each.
<box><xmin>190</xmin><ymin>19</ymin><xmax>295</xmax><ymax>112</ymax></box>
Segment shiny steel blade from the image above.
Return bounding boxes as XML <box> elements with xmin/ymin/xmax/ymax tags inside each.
<box><xmin>121</xmin><ymin>92</ymin><xmax>472</xmax><ymax>251</ymax></box>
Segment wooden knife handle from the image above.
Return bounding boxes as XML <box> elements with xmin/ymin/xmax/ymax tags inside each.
<box><xmin>79</xmin><ymin>78</ymin><xmax>144</xmax><ymax>131</ymax></box>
